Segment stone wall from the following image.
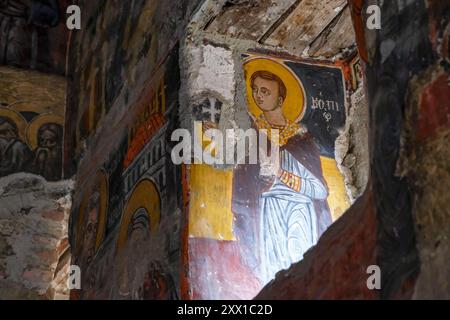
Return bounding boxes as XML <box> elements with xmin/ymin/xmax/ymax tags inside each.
<box><xmin>0</xmin><ymin>63</ymin><xmax>71</xmax><ymax>300</ymax></box>
<box><xmin>0</xmin><ymin>174</ymin><xmax>72</xmax><ymax>299</ymax></box>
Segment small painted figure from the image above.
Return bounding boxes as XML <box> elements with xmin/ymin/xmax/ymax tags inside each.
<box><xmin>28</xmin><ymin>122</ymin><xmax>62</xmax><ymax>181</ymax></box>
<box><xmin>233</xmin><ymin>70</ymin><xmax>332</xmax><ymax>284</ymax></box>
<box><xmin>0</xmin><ymin>0</ymin><xmax>60</xmax><ymax>68</ymax></box>
<box><xmin>0</xmin><ymin>116</ymin><xmax>30</xmax><ymax>176</ymax></box>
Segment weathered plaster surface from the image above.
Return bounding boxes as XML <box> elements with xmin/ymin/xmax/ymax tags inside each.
<box><xmin>0</xmin><ymin>174</ymin><xmax>73</xmax><ymax>299</ymax></box>
<box><xmin>410</xmin><ymin>129</ymin><xmax>450</xmax><ymax>299</ymax></box>
<box><xmin>336</xmin><ymin>83</ymin><xmax>369</xmax><ymax>202</ymax></box>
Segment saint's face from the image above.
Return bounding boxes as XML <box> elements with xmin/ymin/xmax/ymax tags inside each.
<box><xmin>38</xmin><ymin>129</ymin><xmax>58</xmax><ymax>149</ymax></box>
<box><xmin>0</xmin><ymin>121</ymin><xmax>17</xmax><ymax>141</ymax></box>
<box><xmin>81</xmin><ymin>193</ymin><xmax>100</xmax><ymax>266</ymax></box>
<box><xmin>252</xmin><ymin>77</ymin><xmax>282</xmax><ymax>112</ymax></box>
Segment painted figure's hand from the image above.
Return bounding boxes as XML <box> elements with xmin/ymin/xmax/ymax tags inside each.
<box><xmin>259</xmin><ymin>146</ymin><xmax>280</xmax><ymax>178</ymax></box>
<box><xmin>259</xmin><ymin>174</ymin><xmax>276</xmax><ymax>192</ymax></box>
<box><xmin>259</xmin><ymin>153</ymin><xmax>281</xmax><ymax>192</ymax></box>
<box><xmin>202</xmin><ymin>121</ymin><xmax>218</xmax><ymax>132</ymax></box>
<box><xmin>259</xmin><ymin>156</ymin><xmax>279</xmax><ymax>178</ymax></box>
<box><xmin>202</xmin><ymin>121</ymin><xmax>218</xmax><ymax>139</ymax></box>
<box><xmin>277</xmin><ymin>168</ymin><xmax>283</xmax><ymax>179</ymax></box>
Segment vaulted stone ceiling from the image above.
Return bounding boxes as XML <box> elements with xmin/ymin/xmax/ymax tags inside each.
<box><xmin>204</xmin><ymin>0</ymin><xmax>356</xmax><ymax>58</ymax></box>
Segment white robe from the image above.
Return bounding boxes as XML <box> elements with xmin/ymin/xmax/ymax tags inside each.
<box><xmin>260</xmin><ymin>150</ymin><xmax>328</xmax><ymax>284</ymax></box>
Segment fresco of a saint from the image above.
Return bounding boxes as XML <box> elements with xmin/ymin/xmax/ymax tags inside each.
<box><xmin>0</xmin><ymin>114</ymin><xmax>30</xmax><ymax>176</ymax></box>
<box><xmin>233</xmin><ymin>58</ymin><xmax>332</xmax><ymax>284</ymax></box>
<box><xmin>27</xmin><ymin>122</ymin><xmax>63</xmax><ymax>181</ymax></box>
<box><xmin>0</xmin><ymin>0</ymin><xmax>60</xmax><ymax>69</ymax></box>
<box><xmin>75</xmin><ymin>171</ymin><xmax>108</xmax><ymax>268</ymax></box>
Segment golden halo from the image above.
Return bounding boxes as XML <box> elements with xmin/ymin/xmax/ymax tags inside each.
<box><xmin>0</xmin><ymin>108</ymin><xmax>28</xmax><ymax>142</ymax></box>
<box><xmin>244</xmin><ymin>57</ymin><xmax>306</xmax><ymax>123</ymax></box>
<box><xmin>117</xmin><ymin>179</ymin><xmax>161</xmax><ymax>252</ymax></box>
<box><xmin>4</xmin><ymin>101</ymin><xmax>64</xmax><ymax>118</ymax></box>
<box><xmin>75</xmin><ymin>170</ymin><xmax>109</xmax><ymax>255</ymax></box>
<box><xmin>26</xmin><ymin>114</ymin><xmax>64</xmax><ymax>149</ymax></box>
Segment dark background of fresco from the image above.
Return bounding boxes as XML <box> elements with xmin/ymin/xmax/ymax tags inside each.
<box><xmin>46</xmin><ymin>0</ymin><xmax>71</xmax><ymax>74</ymax></box>
<box><xmin>64</xmin><ymin>0</ymin><xmax>203</xmax><ymax>178</ymax></box>
<box><xmin>0</xmin><ymin>0</ymin><xmax>72</xmax><ymax>74</ymax></box>
<box><xmin>287</xmin><ymin>62</ymin><xmax>346</xmax><ymax>158</ymax></box>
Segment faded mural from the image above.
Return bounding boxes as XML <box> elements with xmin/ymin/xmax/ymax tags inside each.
<box><xmin>65</xmin><ymin>0</ymin><xmax>366</xmax><ymax>301</ymax></box>
<box><xmin>1</xmin><ymin>0</ymin><xmax>447</xmax><ymax>301</ymax></box>
<box><xmin>238</xmin><ymin>57</ymin><xmax>334</xmax><ymax>284</ymax></box>
<box><xmin>240</xmin><ymin>55</ymin><xmax>350</xmax><ymax>284</ymax></box>
<box><xmin>0</xmin><ymin>68</ymin><xmax>66</xmax><ymax>181</ymax></box>
<box><xmin>74</xmin><ymin>170</ymin><xmax>108</xmax><ymax>268</ymax></box>
<box><xmin>0</xmin><ymin>110</ymin><xmax>64</xmax><ymax>181</ymax></box>
<box><xmin>0</xmin><ymin>0</ymin><xmax>70</xmax><ymax>182</ymax></box>
<box><xmin>69</xmin><ymin>42</ymin><xmax>185</xmax><ymax>300</ymax></box>
<box><xmin>188</xmin><ymin>53</ymin><xmax>352</xmax><ymax>295</ymax></box>
<box><xmin>64</xmin><ymin>0</ymin><xmax>197</xmax><ymax>174</ymax></box>
<box><xmin>0</xmin><ymin>0</ymin><xmax>72</xmax><ymax>300</ymax></box>
<box><xmin>0</xmin><ymin>0</ymin><xmax>70</xmax><ymax>74</ymax></box>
